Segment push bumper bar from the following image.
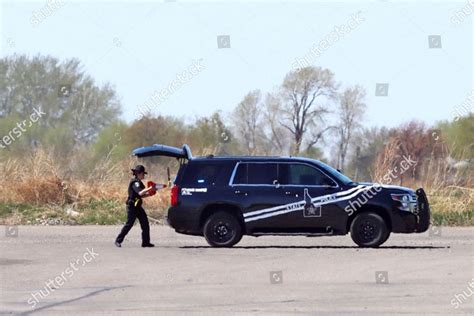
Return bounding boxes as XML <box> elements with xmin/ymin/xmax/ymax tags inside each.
<box><xmin>415</xmin><ymin>188</ymin><xmax>430</xmax><ymax>233</ymax></box>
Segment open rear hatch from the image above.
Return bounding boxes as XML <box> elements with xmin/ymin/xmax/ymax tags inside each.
<box><xmin>132</xmin><ymin>144</ymin><xmax>193</xmax><ymax>160</ymax></box>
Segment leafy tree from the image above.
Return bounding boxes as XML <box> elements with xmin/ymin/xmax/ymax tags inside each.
<box><xmin>437</xmin><ymin>114</ymin><xmax>474</xmax><ymax>159</ymax></box>
<box><xmin>92</xmin><ymin>121</ymin><xmax>129</xmax><ymax>163</ymax></box>
<box><xmin>123</xmin><ymin>115</ymin><xmax>186</xmax><ymax>151</ymax></box>
<box><xmin>187</xmin><ymin>112</ymin><xmax>235</xmax><ymax>156</ymax></box>
<box><xmin>0</xmin><ymin>55</ymin><xmax>121</xmax><ymax>154</ymax></box>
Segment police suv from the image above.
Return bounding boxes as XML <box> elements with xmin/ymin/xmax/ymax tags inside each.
<box><xmin>133</xmin><ymin>144</ymin><xmax>431</xmax><ymax>248</ymax></box>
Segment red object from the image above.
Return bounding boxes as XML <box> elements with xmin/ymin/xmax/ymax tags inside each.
<box><xmin>146</xmin><ymin>181</ymin><xmax>168</xmax><ymax>197</ymax></box>
<box><xmin>147</xmin><ymin>181</ymin><xmax>157</xmax><ymax>196</ymax></box>
<box><xmin>171</xmin><ymin>185</ymin><xmax>179</xmax><ymax>206</ymax></box>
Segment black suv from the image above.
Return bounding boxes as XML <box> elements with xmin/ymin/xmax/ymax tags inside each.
<box><xmin>133</xmin><ymin>144</ymin><xmax>430</xmax><ymax>248</ymax></box>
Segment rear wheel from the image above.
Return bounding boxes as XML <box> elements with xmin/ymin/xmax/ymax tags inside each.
<box><xmin>203</xmin><ymin>211</ymin><xmax>243</xmax><ymax>247</ymax></box>
<box><xmin>350</xmin><ymin>212</ymin><xmax>390</xmax><ymax>248</ymax></box>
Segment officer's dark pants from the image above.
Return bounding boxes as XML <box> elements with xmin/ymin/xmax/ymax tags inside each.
<box><xmin>116</xmin><ymin>205</ymin><xmax>150</xmax><ymax>245</ymax></box>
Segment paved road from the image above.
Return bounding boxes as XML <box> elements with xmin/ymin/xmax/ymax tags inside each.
<box><xmin>0</xmin><ymin>225</ymin><xmax>473</xmax><ymax>315</ymax></box>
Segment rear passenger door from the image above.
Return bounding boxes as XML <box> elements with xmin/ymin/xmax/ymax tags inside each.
<box><xmin>230</xmin><ymin>162</ymin><xmax>291</xmax><ymax>232</ymax></box>
<box><xmin>278</xmin><ymin>163</ymin><xmax>340</xmax><ymax>232</ymax></box>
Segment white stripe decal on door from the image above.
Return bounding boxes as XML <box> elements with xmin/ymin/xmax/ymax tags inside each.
<box><xmin>243</xmin><ymin>185</ymin><xmax>365</xmax><ymax>219</ymax></box>
<box><xmin>244</xmin><ymin>186</ymin><xmax>372</xmax><ymax>223</ymax></box>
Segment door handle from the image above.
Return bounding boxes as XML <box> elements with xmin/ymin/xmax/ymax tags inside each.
<box><xmin>285</xmin><ymin>191</ymin><xmax>293</xmax><ymax>195</ymax></box>
<box><xmin>235</xmin><ymin>190</ymin><xmax>248</xmax><ymax>196</ymax></box>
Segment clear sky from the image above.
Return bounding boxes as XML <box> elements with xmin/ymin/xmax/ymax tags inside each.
<box><xmin>1</xmin><ymin>0</ymin><xmax>472</xmax><ymax>128</ymax></box>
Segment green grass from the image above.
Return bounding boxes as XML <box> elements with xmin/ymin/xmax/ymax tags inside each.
<box><xmin>0</xmin><ymin>200</ymin><xmax>472</xmax><ymax>226</ymax></box>
<box><xmin>0</xmin><ymin>200</ymin><xmax>128</xmax><ymax>225</ymax></box>
<box><xmin>431</xmin><ymin>209</ymin><xmax>473</xmax><ymax>226</ymax></box>
<box><xmin>0</xmin><ymin>202</ymin><xmax>62</xmax><ymax>224</ymax></box>
<box><xmin>76</xmin><ymin>199</ymin><xmax>126</xmax><ymax>225</ymax></box>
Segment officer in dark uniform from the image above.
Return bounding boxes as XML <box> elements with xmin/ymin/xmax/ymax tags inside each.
<box><xmin>115</xmin><ymin>165</ymin><xmax>155</xmax><ymax>248</ymax></box>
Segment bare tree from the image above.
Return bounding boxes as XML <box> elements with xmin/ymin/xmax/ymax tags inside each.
<box><xmin>261</xmin><ymin>94</ymin><xmax>290</xmax><ymax>155</ymax></box>
<box><xmin>336</xmin><ymin>85</ymin><xmax>366</xmax><ymax>170</ymax></box>
<box><xmin>346</xmin><ymin>126</ymin><xmax>390</xmax><ymax>181</ymax></box>
<box><xmin>279</xmin><ymin>67</ymin><xmax>338</xmax><ymax>155</ymax></box>
<box><xmin>232</xmin><ymin>90</ymin><xmax>263</xmax><ymax>155</ymax></box>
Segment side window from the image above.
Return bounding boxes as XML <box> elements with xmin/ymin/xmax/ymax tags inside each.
<box><xmin>248</xmin><ymin>163</ymin><xmax>278</xmax><ymax>185</ymax></box>
<box><xmin>281</xmin><ymin>163</ymin><xmax>337</xmax><ymax>186</ymax></box>
<box><xmin>232</xmin><ymin>163</ymin><xmax>248</xmax><ymax>184</ymax></box>
<box><xmin>181</xmin><ymin>163</ymin><xmax>232</xmax><ymax>186</ymax></box>
<box><xmin>231</xmin><ymin>163</ymin><xmax>278</xmax><ymax>185</ymax></box>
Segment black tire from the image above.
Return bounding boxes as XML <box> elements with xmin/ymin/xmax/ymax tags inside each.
<box><xmin>350</xmin><ymin>212</ymin><xmax>390</xmax><ymax>248</ymax></box>
<box><xmin>203</xmin><ymin>211</ymin><xmax>243</xmax><ymax>247</ymax></box>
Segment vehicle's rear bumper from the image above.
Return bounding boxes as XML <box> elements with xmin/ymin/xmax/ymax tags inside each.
<box><xmin>167</xmin><ymin>206</ymin><xmax>202</xmax><ymax>235</ymax></box>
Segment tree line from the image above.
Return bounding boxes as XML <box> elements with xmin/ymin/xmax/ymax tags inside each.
<box><xmin>0</xmin><ymin>55</ymin><xmax>472</xmax><ymax>183</ymax></box>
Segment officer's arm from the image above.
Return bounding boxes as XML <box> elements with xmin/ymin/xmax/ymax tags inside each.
<box><xmin>139</xmin><ymin>187</ymin><xmax>153</xmax><ymax>197</ymax></box>
<box><xmin>132</xmin><ymin>182</ymin><xmax>153</xmax><ymax>198</ymax></box>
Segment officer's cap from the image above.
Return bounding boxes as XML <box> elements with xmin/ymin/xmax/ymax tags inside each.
<box><xmin>131</xmin><ymin>165</ymin><xmax>147</xmax><ymax>174</ymax></box>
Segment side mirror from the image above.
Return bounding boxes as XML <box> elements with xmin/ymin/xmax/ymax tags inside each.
<box><xmin>273</xmin><ymin>180</ymin><xmax>281</xmax><ymax>189</ymax></box>
<box><xmin>323</xmin><ymin>177</ymin><xmax>336</xmax><ymax>188</ymax></box>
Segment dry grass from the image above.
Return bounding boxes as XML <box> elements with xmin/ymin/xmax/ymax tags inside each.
<box><xmin>0</xmin><ymin>146</ymin><xmax>472</xmax><ymax>225</ymax></box>
<box><xmin>372</xmin><ymin>140</ymin><xmax>473</xmax><ymax>225</ymax></box>
<box><xmin>0</xmin><ymin>149</ymin><xmax>171</xmax><ymax>224</ymax></box>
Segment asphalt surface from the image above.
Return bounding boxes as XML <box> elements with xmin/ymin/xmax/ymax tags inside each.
<box><xmin>0</xmin><ymin>225</ymin><xmax>473</xmax><ymax>315</ymax></box>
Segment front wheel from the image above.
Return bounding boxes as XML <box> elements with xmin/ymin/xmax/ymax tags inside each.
<box><xmin>203</xmin><ymin>211</ymin><xmax>243</xmax><ymax>247</ymax></box>
<box><xmin>350</xmin><ymin>212</ymin><xmax>390</xmax><ymax>248</ymax></box>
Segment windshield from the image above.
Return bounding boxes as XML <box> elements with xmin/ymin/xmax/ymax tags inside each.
<box><xmin>314</xmin><ymin>161</ymin><xmax>353</xmax><ymax>185</ymax></box>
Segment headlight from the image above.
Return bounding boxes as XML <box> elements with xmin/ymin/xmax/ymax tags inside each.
<box><xmin>391</xmin><ymin>194</ymin><xmax>415</xmax><ymax>212</ymax></box>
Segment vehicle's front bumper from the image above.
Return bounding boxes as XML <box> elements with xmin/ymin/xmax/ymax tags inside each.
<box><xmin>414</xmin><ymin>188</ymin><xmax>430</xmax><ymax>233</ymax></box>
<box><xmin>391</xmin><ymin>188</ymin><xmax>430</xmax><ymax>233</ymax></box>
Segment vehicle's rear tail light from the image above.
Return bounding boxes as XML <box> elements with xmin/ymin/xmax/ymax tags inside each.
<box><xmin>171</xmin><ymin>185</ymin><xmax>179</xmax><ymax>206</ymax></box>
